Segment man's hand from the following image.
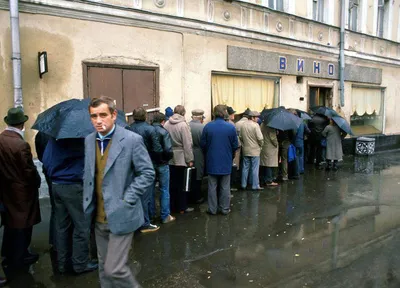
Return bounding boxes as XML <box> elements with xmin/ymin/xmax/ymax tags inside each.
<box><xmin>188</xmin><ymin>161</ymin><xmax>194</xmax><ymax>167</ymax></box>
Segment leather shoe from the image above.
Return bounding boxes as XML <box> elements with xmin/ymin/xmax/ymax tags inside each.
<box><xmin>73</xmin><ymin>260</ymin><xmax>98</xmax><ymax>274</ymax></box>
<box><xmin>23</xmin><ymin>252</ymin><xmax>39</xmax><ymax>265</ymax></box>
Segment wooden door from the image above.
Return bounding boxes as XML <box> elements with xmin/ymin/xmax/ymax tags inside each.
<box><xmin>87</xmin><ymin>67</ymin><xmax>123</xmax><ymax>110</ymax></box>
<box><xmin>85</xmin><ymin>66</ymin><xmax>159</xmax><ymax>123</ymax></box>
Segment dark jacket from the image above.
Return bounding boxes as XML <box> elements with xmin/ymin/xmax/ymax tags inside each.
<box><xmin>42</xmin><ymin>138</ymin><xmax>85</xmax><ymax>184</ymax></box>
<box><xmin>127</xmin><ymin>121</ymin><xmax>163</xmax><ymax>163</ymax></box>
<box><xmin>201</xmin><ymin>117</ymin><xmax>239</xmax><ymax>175</ymax></box>
<box><xmin>309</xmin><ymin>115</ymin><xmax>329</xmax><ymax>142</ymax></box>
<box><xmin>35</xmin><ymin>131</ymin><xmax>51</xmax><ymax>163</ymax></box>
<box><xmin>0</xmin><ymin>130</ymin><xmax>41</xmax><ymax>229</ymax></box>
<box><xmin>152</xmin><ymin>123</ymin><xmax>173</xmax><ymax>164</ymax></box>
<box><xmin>294</xmin><ymin>122</ymin><xmax>311</xmax><ymax>148</ymax></box>
<box><xmin>277</xmin><ymin>130</ymin><xmax>294</xmax><ymax>146</ymax></box>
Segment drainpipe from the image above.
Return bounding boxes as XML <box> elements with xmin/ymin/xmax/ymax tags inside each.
<box><xmin>10</xmin><ymin>0</ymin><xmax>23</xmax><ymax>108</ymax></box>
<box><xmin>339</xmin><ymin>0</ymin><xmax>345</xmax><ymax>107</ymax></box>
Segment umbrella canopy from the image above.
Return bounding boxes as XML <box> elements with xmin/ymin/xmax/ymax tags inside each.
<box><xmin>295</xmin><ymin>109</ymin><xmax>312</xmax><ymax>120</ymax></box>
<box><xmin>263</xmin><ymin>107</ymin><xmax>302</xmax><ymax>131</ymax></box>
<box><xmin>310</xmin><ymin>106</ymin><xmax>339</xmax><ymax>119</ymax></box>
<box><xmin>332</xmin><ymin>116</ymin><xmax>353</xmax><ymax>135</ymax></box>
<box><xmin>32</xmin><ymin>98</ymin><xmax>127</xmax><ymax>139</ymax></box>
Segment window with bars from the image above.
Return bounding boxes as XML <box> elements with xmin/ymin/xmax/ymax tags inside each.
<box><xmin>348</xmin><ymin>0</ymin><xmax>359</xmax><ymax>31</ymax></box>
<box><xmin>312</xmin><ymin>0</ymin><xmax>324</xmax><ymax>22</ymax></box>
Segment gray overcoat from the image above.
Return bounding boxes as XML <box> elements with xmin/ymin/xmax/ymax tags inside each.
<box><xmin>322</xmin><ymin>125</ymin><xmax>343</xmax><ymax>161</ymax></box>
<box><xmin>83</xmin><ymin>125</ymin><xmax>155</xmax><ymax>235</ymax></box>
<box><xmin>189</xmin><ymin>120</ymin><xmax>205</xmax><ymax>180</ymax></box>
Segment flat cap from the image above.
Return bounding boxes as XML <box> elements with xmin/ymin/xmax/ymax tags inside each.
<box><xmin>192</xmin><ymin>109</ymin><xmax>205</xmax><ymax>116</ymax></box>
<box><xmin>248</xmin><ymin>111</ymin><xmax>260</xmax><ymax>117</ymax></box>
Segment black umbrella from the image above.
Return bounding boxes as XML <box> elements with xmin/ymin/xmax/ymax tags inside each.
<box><xmin>32</xmin><ymin>98</ymin><xmax>127</xmax><ymax>139</ymax></box>
<box><xmin>295</xmin><ymin>109</ymin><xmax>312</xmax><ymax>120</ymax></box>
<box><xmin>332</xmin><ymin>116</ymin><xmax>353</xmax><ymax>135</ymax></box>
<box><xmin>310</xmin><ymin>106</ymin><xmax>339</xmax><ymax>118</ymax></box>
<box><xmin>263</xmin><ymin>107</ymin><xmax>302</xmax><ymax>131</ymax></box>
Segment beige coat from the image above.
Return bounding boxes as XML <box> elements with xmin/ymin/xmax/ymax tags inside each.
<box><xmin>260</xmin><ymin>123</ymin><xmax>279</xmax><ymax>167</ymax></box>
<box><xmin>235</xmin><ymin>117</ymin><xmax>248</xmax><ymax>138</ymax></box>
<box><xmin>164</xmin><ymin>114</ymin><xmax>194</xmax><ymax>166</ymax></box>
<box><xmin>239</xmin><ymin>120</ymin><xmax>263</xmax><ymax>157</ymax></box>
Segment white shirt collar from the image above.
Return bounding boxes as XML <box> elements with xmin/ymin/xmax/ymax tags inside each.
<box><xmin>5</xmin><ymin>126</ymin><xmax>24</xmax><ymax>138</ymax></box>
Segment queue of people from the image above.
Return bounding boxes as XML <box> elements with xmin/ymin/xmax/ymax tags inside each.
<box><xmin>0</xmin><ymin>99</ymin><xmax>346</xmax><ymax>287</ymax></box>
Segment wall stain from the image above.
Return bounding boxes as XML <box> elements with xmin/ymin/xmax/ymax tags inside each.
<box><xmin>1</xmin><ymin>27</ymin><xmax>74</xmax><ymax>156</ymax></box>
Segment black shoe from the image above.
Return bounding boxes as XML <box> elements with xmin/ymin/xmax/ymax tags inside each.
<box><xmin>73</xmin><ymin>260</ymin><xmax>98</xmax><ymax>274</ymax></box>
<box><xmin>23</xmin><ymin>252</ymin><xmax>39</xmax><ymax>266</ymax></box>
<box><xmin>196</xmin><ymin>197</ymin><xmax>205</xmax><ymax>204</ymax></box>
<box><xmin>206</xmin><ymin>209</ymin><xmax>216</xmax><ymax>215</ymax></box>
<box><xmin>219</xmin><ymin>209</ymin><xmax>231</xmax><ymax>215</ymax></box>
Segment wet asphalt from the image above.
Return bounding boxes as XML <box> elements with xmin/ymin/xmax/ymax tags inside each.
<box><xmin>5</xmin><ymin>152</ymin><xmax>400</xmax><ymax>287</ymax></box>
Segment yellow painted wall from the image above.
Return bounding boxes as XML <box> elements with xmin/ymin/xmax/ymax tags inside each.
<box><xmin>1</xmin><ymin>9</ymin><xmax>400</xmax><ymax>157</ymax></box>
<box><xmin>0</xmin><ymin>11</ymin><xmax>183</xmax><ymax>155</ymax></box>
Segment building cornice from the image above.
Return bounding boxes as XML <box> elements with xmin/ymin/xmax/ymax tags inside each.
<box><xmin>0</xmin><ymin>0</ymin><xmax>400</xmax><ymax>67</ymax></box>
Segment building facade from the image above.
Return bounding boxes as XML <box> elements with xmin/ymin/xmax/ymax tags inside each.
<box><xmin>0</xmin><ymin>0</ymin><xmax>399</xmax><ymax>154</ymax></box>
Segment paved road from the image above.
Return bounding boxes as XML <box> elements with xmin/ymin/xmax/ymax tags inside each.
<box><xmin>5</xmin><ymin>152</ymin><xmax>400</xmax><ymax>287</ymax></box>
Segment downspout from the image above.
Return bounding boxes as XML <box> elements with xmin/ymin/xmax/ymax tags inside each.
<box><xmin>339</xmin><ymin>0</ymin><xmax>345</xmax><ymax>107</ymax></box>
<box><xmin>10</xmin><ymin>0</ymin><xmax>23</xmax><ymax>108</ymax></box>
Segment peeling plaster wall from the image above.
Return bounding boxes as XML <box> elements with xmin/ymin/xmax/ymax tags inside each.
<box><xmin>1</xmin><ymin>8</ymin><xmax>400</xmax><ymax>156</ymax></box>
<box><xmin>0</xmin><ymin>11</ymin><xmax>183</xmax><ymax>156</ymax></box>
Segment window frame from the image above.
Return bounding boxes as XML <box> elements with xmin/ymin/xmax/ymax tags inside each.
<box><xmin>312</xmin><ymin>0</ymin><xmax>324</xmax><ymax>23</ymax></box>
<box><xmin>350</xmin><ymin>85</ymin><xmax>386</xmax><ymax>136</ymax></box>
<box><xmin>376</xmin><ymin>0</ymin><xmax>389</xmax><ymax>38</ymax></box>
<box><xmin>348</xmin><ymin>0</ymin><xmax>359</xmax><ymax>31</ymax></box>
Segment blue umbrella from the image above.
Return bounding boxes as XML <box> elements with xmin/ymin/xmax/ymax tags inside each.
<box><xmin>32</xmin><ymin>98</ymin><xmax>127</xmax><ymax>139</ymax></box>
<box><xmin>310</xmin><ymin>106</ymin><xmax>339</xmax><ymax>119</ymax></box>
<box><xmin>263</xmin><ymin>107</ymin><xmax>302</xmax><ymax>131</ymax></box>
<box><xmin>332</xmin><ymin>116</ymin><xmax>353</xmax><ymax>135</ymax></box>
<box><xmin>295</xmin><ymin>109</ymin><xmax>312</xmax><ymax>120</ymax></box>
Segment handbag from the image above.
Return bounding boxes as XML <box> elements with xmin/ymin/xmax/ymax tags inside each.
<box><xmin>183</xmin><ymin>167</ymin><xmax>196</xmax><ymax>192</ymax></box>
<box><xmin>288</xmin><ymin>144</ymin><xmax>296</xmax><ymax>162</ymax></box>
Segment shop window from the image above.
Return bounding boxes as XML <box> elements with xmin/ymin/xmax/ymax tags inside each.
<box><xmin>211</xmin><ymin>74</ymin><xmax>279</xmax><ymax>114</ymax></box>
<box><xmin>350</xmin><ymin>87</ymin><xmax>384</xmax><ymax>136</ymax></box>
<box><xmin>348</xmin><ymin>0</ymin><xmax>359</xmax><ymax>31</ymax></box>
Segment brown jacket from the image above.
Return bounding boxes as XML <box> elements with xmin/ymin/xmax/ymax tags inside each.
<box><xmin>0</xmin><ymin>130</ymin><xmax>41</xmax><ymax>228</ymax></box>
<box><xmin>164</xmin><ymin>114</ymin><xmax>194</xmax><ymax>166</ymax></box>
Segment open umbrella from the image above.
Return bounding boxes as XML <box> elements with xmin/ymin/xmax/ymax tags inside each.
<box><xmin>295</xmin><ymin>109</ymin><xmax>312</xmax><ymax>120</ymax></box>
<box><xmin>263</xmin><ymin>107</ymin><xmax>302</xmax><ymax>131</ymax></box>
<box><xmin>310</xmin><ymin>106</ymin><xmax>339</xmax><ymax>119</ymax></box>
<box><xmin>332</xmin><ymin>116</ymin><xmax>353</xmax><ymax>135</ymax></box>
<box><xmin>32</xmin><ymin>98</ymin><xmax>127</xmax><ymax>139</ymax></box>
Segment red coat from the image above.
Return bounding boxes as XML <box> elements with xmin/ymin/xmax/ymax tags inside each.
<box><xmin>0</xmin><ymin>130</ymin><xmax>41</xmax><ymax>228</ymax></box>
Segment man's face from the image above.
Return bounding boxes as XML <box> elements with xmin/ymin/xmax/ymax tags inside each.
<box><xmin>229</xmin><ymin>114</ymin><xmax>235</xmax><ymax>121</ymax></box>
<box><xmin>89</xmin><ymin>103</ymin><xmax>117</xmax><ymax>135</ymax></box>
<box><xmin>252</xmin><ymin>117</ymin><xmax>258</xmax><ymax>123</ymax></box>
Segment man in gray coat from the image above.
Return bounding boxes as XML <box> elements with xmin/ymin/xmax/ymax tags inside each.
<box><xmin>83</xmin><ymin>96</ymin><xmax>155</xmax><ymax>288</ymax></box>
<box><xmin>189</xmin><ymin>109</ymin><xmax>205</xmax><ymax>204</ymax></box>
